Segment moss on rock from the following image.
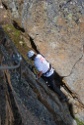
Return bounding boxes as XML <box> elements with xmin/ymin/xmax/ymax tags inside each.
<box><xmin>3</xmin><ymin>24</ymin><xmax>29</xmax><ymax>59</ymax></box>
<box><xmin>76</xmin><ymin>118</ymin><xmax>84</xmax><ymax>125</ymax></box>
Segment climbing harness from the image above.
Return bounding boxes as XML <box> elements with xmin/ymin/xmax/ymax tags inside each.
<box><xmin>43</xmin><ymin>64</ymin><xmax>51</xmax><ymax>76</ymax></box>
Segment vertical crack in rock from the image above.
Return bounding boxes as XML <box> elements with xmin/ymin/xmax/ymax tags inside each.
<box><xmin>12</xmin><ymin>20</ymin><xmax>25</xmax><ymax>32</ymax></box>
<box><xmin>29</xmin><ymin>35</ymin><xmax>40</xmax><ymax>53</ymax></box>
<box><xmin>2</xmin><ymin>2</ymin><xmax>8</xmax><ymax>10</ymax></box>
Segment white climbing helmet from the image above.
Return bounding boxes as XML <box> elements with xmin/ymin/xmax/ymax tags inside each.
<box><xmin>27</xmin><ymin>50</ymin><xmax>35</xmax><ymax>58</ymax></box>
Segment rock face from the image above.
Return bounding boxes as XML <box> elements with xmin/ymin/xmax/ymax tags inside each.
<box><xmin>0</xmin><ymin>0</ymin><xmax>84</xmax><ymax>123</ymax></box>
<box><xmin>0</xmin><ymin>28</ymin><xmax>77</xmax><ymax>125</ymax></box>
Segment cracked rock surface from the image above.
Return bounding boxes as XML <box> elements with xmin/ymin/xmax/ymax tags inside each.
<box><xmin>1</xmin><ymin>0</ymin><xmax>84</xmax><ymax>123</ymax></box>
<box><xmin>0</xmin><ymin>29</ymin><xmax>77</xmax><ymax>125</ymax></box>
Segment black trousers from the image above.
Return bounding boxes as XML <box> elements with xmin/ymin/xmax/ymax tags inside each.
<box><xmin>42</xmin><ymin>73</ymin><xmax>66</xmax><ymax>100</ymax></box>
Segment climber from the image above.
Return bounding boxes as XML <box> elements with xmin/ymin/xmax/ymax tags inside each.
<box><xmin>27</xmin><ymin>50</ymin><xmax>68</xmax><ymax>102</ymax></box>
